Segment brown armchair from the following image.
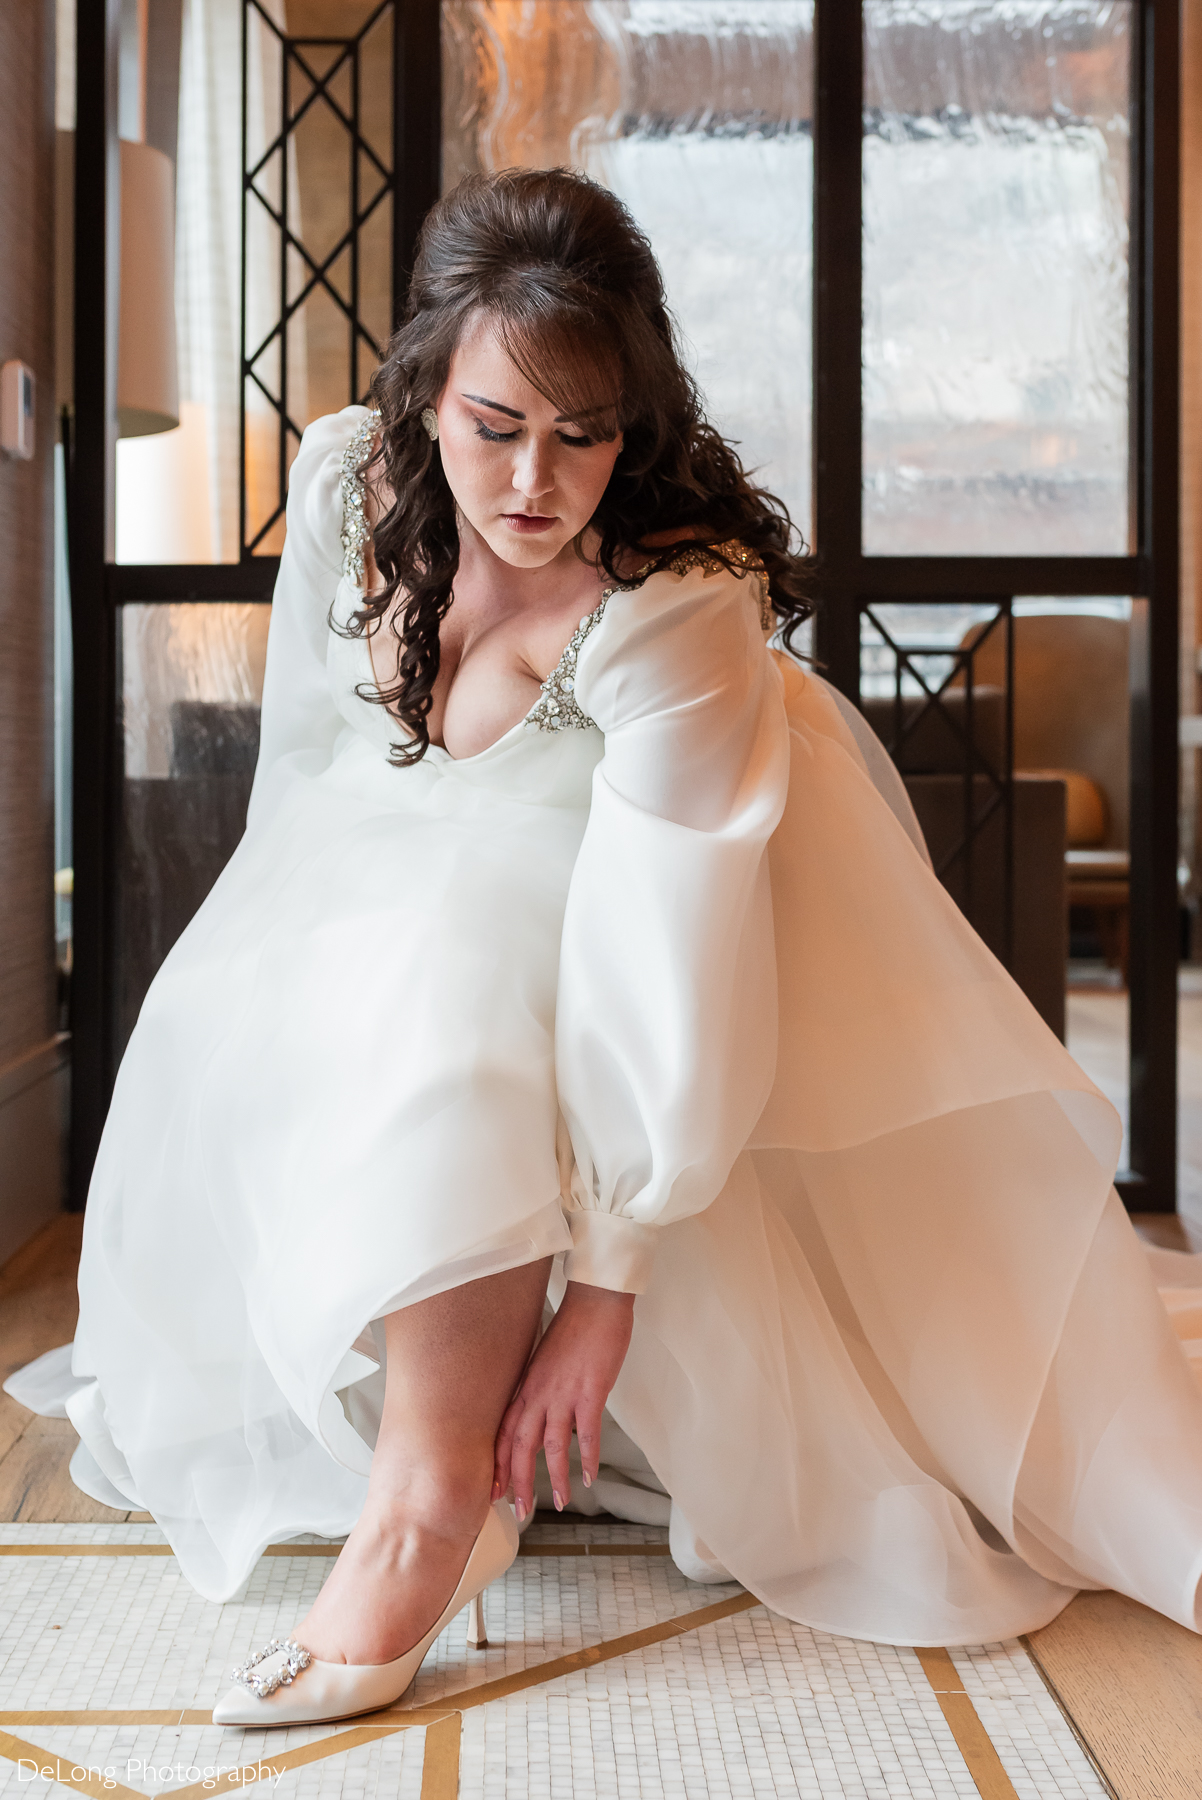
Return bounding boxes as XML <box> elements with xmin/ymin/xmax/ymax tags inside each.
<box><xmin>968</xmin><ymin>613</ymin><xmax>1130</xmax><ymax>985</ymax></box>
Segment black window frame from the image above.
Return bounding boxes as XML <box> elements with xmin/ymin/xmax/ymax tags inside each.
<box><xmin>68</xmin><ymin>0</ymin><xmax>1181</xmax><ymax>1210</ymax></box>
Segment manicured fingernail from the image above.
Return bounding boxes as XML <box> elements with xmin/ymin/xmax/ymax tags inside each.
<box><xmin>490</xmin><ymin>1480</ymin><xmax>500</xmax><ymax>1501</ymax></box>
<box><xmin>582</xmin><ymin>1471</ymin><xmax>592</xmax><ymax>1488</ymax></box>
<box><xmin>515</xmin><ymin>1496</ymin><xmax>527</xmax><ymax>1523</ymax></box>
<box><xmin>553</xmin><ymin>1490</ymin><xmax>564</xmax><ymax>1512</ymax></box>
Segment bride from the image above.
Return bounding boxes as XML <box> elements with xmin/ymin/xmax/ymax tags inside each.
<box><xmin>10</xmin><ymin>166</ymin><xmax>1202</xmax><ymax>1727</ymax></box>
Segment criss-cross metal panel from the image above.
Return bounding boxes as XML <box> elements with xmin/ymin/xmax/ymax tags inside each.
<box><xmin>240</xmin><ymin>0</ymin><xmax>397</xmax><ymax>558</ymax></box>
<box><xmin>861</xmin><ymin>599</ymin><xmax>1015</xmax><ymax>960</ymax></box>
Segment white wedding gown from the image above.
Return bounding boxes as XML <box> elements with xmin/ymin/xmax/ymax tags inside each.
<box><xmin>11</xmin><ymin>404</ymin><xmax>1202</xmax><ymax>1648</ymax></box>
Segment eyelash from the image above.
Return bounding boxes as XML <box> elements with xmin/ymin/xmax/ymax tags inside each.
<box><xmin>472</xmin><ymin>420</ymin><xmax>594</xmax><ymax>448</ymax></box>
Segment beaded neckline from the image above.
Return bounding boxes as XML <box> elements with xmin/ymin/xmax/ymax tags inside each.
<box><xmin>526</xmin><ymin>588</ymin><xmax>622</xmax><ymax>734</ymax></box>
<box><xmin>525</xmin><ymin>539</ymin><xmax>773</xmax><ymax>732</ymax></box>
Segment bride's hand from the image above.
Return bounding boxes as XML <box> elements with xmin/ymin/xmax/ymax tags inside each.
<box><xmin>492</xmin><ymin>1280</ymin><xmax>635</xmax><ymax>1519</ymax></box>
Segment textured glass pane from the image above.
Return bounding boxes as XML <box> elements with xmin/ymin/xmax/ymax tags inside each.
<box><xmin>862</xmin><ymin>2</ymin><xmax>1131</xmax><ymax>556</ymax></box>
<box><xmin>443</xmin><ymin>0</ymin><xmax>814</xmax><ymax>543</ymax></box>
<box><xmin>118</xmin><ymin>603</ymin><xmax>269</xmax><ymax>1058</ymax></box>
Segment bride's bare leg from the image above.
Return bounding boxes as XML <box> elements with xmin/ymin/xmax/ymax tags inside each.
<box><xmin>295</xmin><ymin>1257</ymin><xmax>552</xmax><ymax>1665</ymax></box>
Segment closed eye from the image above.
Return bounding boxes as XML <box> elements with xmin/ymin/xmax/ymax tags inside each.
<box><xmin>474</xmin><ymin>418</ymin><xmax>597</xmax><ymax>448</ymax></box>
<box><xmin>474</xmin><ymin>419</ymin><xmax>520</xmax><ymax>444</ymax></box>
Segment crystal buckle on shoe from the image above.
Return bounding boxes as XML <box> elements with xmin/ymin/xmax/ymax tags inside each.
<box><xmin>231</xmin><ymin>1638</ymin><xmax>312</xmax><ymax>1698</ymax></box>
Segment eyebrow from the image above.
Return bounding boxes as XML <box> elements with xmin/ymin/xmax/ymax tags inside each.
<box><xmin>461</xmin><ymin>392</ymin><xmax>611</xmax><ymax>424</ymax></box>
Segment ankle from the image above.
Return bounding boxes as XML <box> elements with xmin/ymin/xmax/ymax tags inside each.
<box><xmin>365</xmin><ymin>1457</ymin><xmax>494</xmax><ymax>1542</ymax></box>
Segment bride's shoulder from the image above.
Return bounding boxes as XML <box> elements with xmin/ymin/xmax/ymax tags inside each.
<box><xmin>615</xmin><ymin>530</ymin><xmax>773</xmax><ymax>632</ymax></box>
<box><xmin>577</xmin><ymin>531</ymin><xmax>776</xmax><ymax>721</ymax></box>
<box><xmin>285</xmin><ymin>406</ymin><xmax>381</xmax><ymax>579</ymax></box>
<box><xmin>292</xmin><ymin>405</ymin><xmax>378</xmax><ymax>483</ymax></box>
<box><xmin>582</xmin><ymin>532</ymin><xmax>773</xmax><ymax>690</ymax></box>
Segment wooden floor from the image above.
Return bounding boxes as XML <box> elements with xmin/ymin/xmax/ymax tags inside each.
<box><xmin>2</xmin><ymin>1213</ymin><xmax>1201</xmax><ymax>1799</ymax></box>
<box><xmin>0</xmin><ymin>1213</ymin><xmax>149</xmax><ymax>1524</ymax></box>
<box><xmin>1027</xmin><ymin>1591</ymin><xmax>1202</xmax><ymax>1800</ymax></box>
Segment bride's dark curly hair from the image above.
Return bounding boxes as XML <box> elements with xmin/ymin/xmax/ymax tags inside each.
<box><xmin>350</xmin><ymin>165</ymin><xmax>811</xmax><ymax>765</ymax></box>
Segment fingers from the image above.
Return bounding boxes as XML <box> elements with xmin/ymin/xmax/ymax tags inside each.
<box><xmin>491</xmin><ymin>1306</ymin><xmax>620</xmax><ymax>1521</ymax></box>
<box><xmin>493</xmin><ymin>1388</ymin><xmax>542</xmax><ymax>1521</ymax></box>
<box><xmin>574</xmin><ymin>1395</ymin><xmax>604</xmax><ymax>1490</ymax></box>
<box><xmin>542</xmin><ymin>1408</ymin><xmax>575</xmax><ymax>1511</ymax></box>
<box><xmin>492</xmin><ymin>1395</ymin><xmax>519</xmax><ymax>1505</ymax></box>
<box><xmin>506</xmin><ymin>1396</ymin><xmax>547</xmax><ymax>1523</ymax></box>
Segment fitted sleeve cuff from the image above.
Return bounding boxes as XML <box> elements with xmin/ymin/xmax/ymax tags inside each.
<box><xmin>563</xmin><ymin>1209</ymin><xmax>658</xmax><ymax>1294</ymax></box>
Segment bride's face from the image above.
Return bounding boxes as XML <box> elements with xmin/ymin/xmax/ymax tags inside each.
<box><xmin>433</xmin><ymin>317</ymin><xmax>624</xmax><ymax>569</ymax></box>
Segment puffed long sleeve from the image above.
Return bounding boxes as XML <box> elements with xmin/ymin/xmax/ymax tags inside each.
<box><xmin>247</xmin><ymin>406</ymin><xmax>366</xmax><ymax>829</ymax></box>
<box><xmin>554</xmin><ymin>563</ymin><xmax>791</xmax><ymax>1293</ymax></box>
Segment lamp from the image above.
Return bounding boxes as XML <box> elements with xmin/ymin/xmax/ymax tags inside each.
<box><xmin>118</xmin><ymin>138</ymin><xmax>178</xmax><ymax>437</ymax></box>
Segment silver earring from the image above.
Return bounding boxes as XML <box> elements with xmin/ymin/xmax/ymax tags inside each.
<box><xmin>420</xmin><ymin>407</ymin><xmax>439</xmax><ymax>441</ymax></box>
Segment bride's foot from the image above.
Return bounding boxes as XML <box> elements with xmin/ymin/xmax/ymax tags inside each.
<box><xmin>297</xmin><ymin>1519</ymin><xmax>479</xmax><ymax>1665</ymax></box>
<box><xmin>212</xmin><ymin>1499</ymin><xmax>518</xmax><ymax>1727</ymax></box>
<box><xmin>296</xmin><ymin>1484</ymin><xmax>489</xmax><ymax>1665</ymax></box>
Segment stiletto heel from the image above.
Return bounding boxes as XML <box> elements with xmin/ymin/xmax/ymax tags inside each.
<box><xmin>211</xmin><ymin>1499</ymin><xmax>518</xmax><ymax>1728</ymax></box>
<box><xmin>466</xmin><ymin>1590</ymin><xmax>488</xmax><ymax>1648</ymax></box>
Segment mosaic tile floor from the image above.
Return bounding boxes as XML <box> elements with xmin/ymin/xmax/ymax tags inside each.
<box><xmin>0</xmin><ymin>1521</ymin><xmax>1108</xmax><ymax>1798</ymax></box>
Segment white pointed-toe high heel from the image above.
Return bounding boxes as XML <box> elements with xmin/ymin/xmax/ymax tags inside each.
<box><xmin>211</xmin><ymin>1499</ymin><xmax>518</xmax><ymax>1728</ymax></box>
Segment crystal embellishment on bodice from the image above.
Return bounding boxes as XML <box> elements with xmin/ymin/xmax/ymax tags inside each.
<box><xmin>526</xmin><ymin>595</ymin><xmax>613</xmax><ymax>733</ymax></box>
<box><xmin>526</xmin><ymin>543</ymin><xmax>771</xmax><ymax>735</ymax></box>
<box><xmin>662</xmin><ymin>542</ymin><xmax>774</xmax><ymax>632</ymax></box>
<box><xmin>340</xmin><ymin>408</ymin><xmax>382</xmax><ymax>587</ymax></box>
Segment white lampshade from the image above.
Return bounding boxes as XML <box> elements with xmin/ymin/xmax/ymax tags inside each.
<box><xmin>118</xmin><ymin>138</ymin><xmax>179</xmax><ymax>438</ymax></box>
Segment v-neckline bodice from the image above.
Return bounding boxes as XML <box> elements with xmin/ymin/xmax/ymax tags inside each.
<box><xmin>327</xmin><ymin>574</ymin><xmax>619</xmax><ymax>769</ymax></box>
